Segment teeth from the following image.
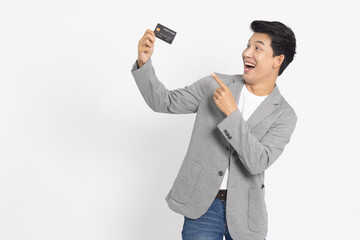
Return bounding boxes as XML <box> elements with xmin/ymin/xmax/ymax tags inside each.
<box><xmin>246</xmin><ymin>62</ymin><xmax>255</xmax><ymax>67</ymax></box>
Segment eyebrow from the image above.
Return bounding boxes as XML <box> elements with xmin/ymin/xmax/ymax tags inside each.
<box><xmin>248</xmin><ymin>40</ymin><xmax>265</xmax><ymax>46</ymax></box>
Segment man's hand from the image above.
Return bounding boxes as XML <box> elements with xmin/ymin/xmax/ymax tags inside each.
<box><xmin>137</xmin><ymin>29</ymin><xmax>156</xmax><ymax>68</ymax></box>
<box><xmin>212</xmin><ymin>73</ymin><xmax>238</xmax><ymax>117</ymax></box>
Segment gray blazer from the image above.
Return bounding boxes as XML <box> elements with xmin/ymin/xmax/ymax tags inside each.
<box><xmin>131</xmin><ymin>58</ymin><xmax>297</xmax><ymax>240</ymax></box>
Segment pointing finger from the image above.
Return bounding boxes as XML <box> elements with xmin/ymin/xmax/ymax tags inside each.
<box><xmin>211</xmin><ymin>73</ymin><xmax>226</xmax><ymax>89</ymax></box>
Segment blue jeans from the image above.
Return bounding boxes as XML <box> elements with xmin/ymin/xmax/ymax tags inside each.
<box><xmin>182</xmin><ymin>198</ymin><xmax>266</xmax><ymax>240</ymax></box>
<box><xmin>181</xmin><ymin>198</ymin><xmax>233</xmax><ymax>240</ymax></box>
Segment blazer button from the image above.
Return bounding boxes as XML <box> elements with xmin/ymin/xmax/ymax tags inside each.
<box><xmin>228</xmin><ymin>136</ymin><xmax>232</xmax><ymax>139</ymax></box>
<box><xmin>224</xmin><ymin>129</ymin><xmax>228</xmax><ymax>134</ymax></box>
<box><xmin>218</xmin><ymin>171</ymin><xmax>224</xmax><ymax>176</ymax></box>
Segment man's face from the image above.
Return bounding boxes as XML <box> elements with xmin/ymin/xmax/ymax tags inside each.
<box><xmin>242</xmin><ymin>32</ymin><xmax>279</xmax><ymax>84</ymax></box>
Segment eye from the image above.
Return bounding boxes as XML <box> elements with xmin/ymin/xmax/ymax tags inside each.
<box><xmin>255</xmin><ymin>46</ymin><xmax>261</xmax><ymax>50</ymax></box>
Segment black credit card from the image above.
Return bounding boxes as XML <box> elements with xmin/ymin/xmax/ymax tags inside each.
<box><xmin>154</xmin><ymin>23</ymin><xmax>177</xmax><ymax>44</ymax></box>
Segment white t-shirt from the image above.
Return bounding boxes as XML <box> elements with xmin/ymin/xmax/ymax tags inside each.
<box><xmin>219</xmin><ymin>84</ymin><xmax>268</xmax><ymax>190</ymax></box>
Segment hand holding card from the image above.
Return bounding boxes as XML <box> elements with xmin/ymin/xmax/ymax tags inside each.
<box><xmin>137</xmin><ymin>24</ymin><xmax>177</xmax><ymax>68</ymax></box>
<box><xmin>137</xmin><ymin>29</ymin><xmax>156</xmax><ymax>68</ymax></box>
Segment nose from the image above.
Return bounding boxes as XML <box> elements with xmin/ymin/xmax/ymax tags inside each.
<box><xmin>242</xmin><ymin>47</ymin><xmax>253</xmax><ymax>59</ymax></box>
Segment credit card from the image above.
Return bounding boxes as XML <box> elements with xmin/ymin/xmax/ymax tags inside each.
<box><xmin>154</xmin><ymin>23</ymin><xmax>177</xmax><ymax>44</ymax></box>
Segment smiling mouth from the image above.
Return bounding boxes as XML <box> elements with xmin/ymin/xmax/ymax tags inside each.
<box><xmin>244</xmin><ymin>62</ymin><xmax>256</xmax><ymax>73</ymax></box>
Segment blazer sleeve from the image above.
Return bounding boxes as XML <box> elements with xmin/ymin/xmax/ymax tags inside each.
<box><xmin>217</xmin><ymin>107</ymin><xmax>298</xmax><ymax>175</ymax></box>
<box><xmin>131</xmin><ymin>58</ymin><xmax>208</xmax><ymax>114</ymax></box>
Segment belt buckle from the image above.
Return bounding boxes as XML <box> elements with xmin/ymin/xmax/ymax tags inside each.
<box><xmin>217</xmin><ymin>190</ymin><xmax>227</xmax><ymax>201</ymax></box>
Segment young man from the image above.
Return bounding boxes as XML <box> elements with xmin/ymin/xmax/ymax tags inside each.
<box><xmin>131</xmin><ymin>20</ymin><xmax>297</xmax><ymax>240</ymax></box>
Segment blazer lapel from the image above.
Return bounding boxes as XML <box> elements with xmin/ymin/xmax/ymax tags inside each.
<box><xmin>230</xmin><ymin>75</ymin><xmax>283</xmax><ymax>129</ymax></box>
<box><xmin>226</xmin><ymin>78</ymin><xmax>241</xmax><ymax>109</ymax></box>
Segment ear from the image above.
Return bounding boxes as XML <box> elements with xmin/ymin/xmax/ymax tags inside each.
<box><xmin>273</xmin><ymin>54</ymin><xmax>285</xmax><ymax>68</ymax></box>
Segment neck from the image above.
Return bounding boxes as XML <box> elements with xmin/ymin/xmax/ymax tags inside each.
<box><xmin>245</xmin><ymin>77</ymin><xmax>276</xmax><ymax>96</ymax></box>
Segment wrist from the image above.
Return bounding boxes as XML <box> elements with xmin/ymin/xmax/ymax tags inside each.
<box><xmin>137</xmin><ymin>57</ymin><xmax>148</xmax><ymax>68</ymax></box>
<box><xmin>137</xmin><ymin>60</ymin><xmax>143</xmax><ymax>68</ymax></box>
<box><xmin>226</xmin><ymin>108</ymin><xmax>237</xmax><ymax>117</ymax></box>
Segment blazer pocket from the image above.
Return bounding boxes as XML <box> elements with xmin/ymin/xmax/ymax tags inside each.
<box><xmin>171</xmin><ymin>156</ymin><xmax>203</xmax><ymax>204</ymax></box>
<box><xmin>248</xmin><ymin>185</ymin><xmax>268</xmax><ymax>232</ymax></box>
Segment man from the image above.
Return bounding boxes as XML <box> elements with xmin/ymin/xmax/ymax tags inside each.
<box><xmin>131</xmin><ymin>20</ymin><xmax>297</xmax><ymax>240</ymax></box>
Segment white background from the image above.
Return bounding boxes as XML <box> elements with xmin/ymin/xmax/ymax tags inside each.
<box><xmin>1</xmin><ymin>0</ymin><xmax>359</xmax><ymax>239</ymax></box>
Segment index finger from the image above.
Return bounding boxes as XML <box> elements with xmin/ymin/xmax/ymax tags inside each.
<box><xmin>141</xmin><ymin>30</ymin><xmax>155</xmax><ymax>43</ymax></box>
<box><xmin>211</xmin><ymin>73</ymin><xmax>226</xmax><ymax>89</ymax></box>
<box><xmin>145</xmin><ymin>29</ymin><xmax>155</xmax><ymax>37</ymax></box>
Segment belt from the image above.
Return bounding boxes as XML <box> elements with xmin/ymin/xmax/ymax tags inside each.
<box><xmin>215</xmin><ymin>189</ymin><xmax>227</xmax><ymax>201</ymax></box>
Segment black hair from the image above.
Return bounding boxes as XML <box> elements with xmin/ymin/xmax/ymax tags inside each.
<box><xmin>250</xmin><ymin>20</ymin><xmax>296</xmax><ymax>76</ymax></box>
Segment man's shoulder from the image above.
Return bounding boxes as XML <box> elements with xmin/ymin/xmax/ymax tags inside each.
<box><xmin>277</xmin><ymin>93</ymin><xmax>297</xmax><ymax>121</ymax></box>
